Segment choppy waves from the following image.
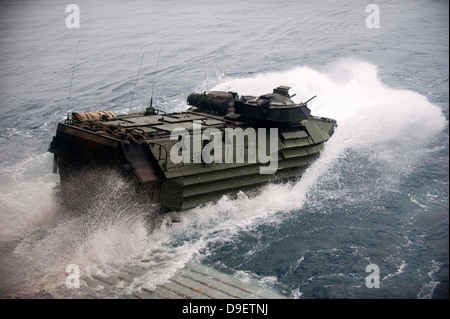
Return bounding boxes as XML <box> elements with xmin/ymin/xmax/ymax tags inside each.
<box><xmin>0</xmin><ymin>59</ymin><xmax>447</xmax><ymax>298</ymax></box>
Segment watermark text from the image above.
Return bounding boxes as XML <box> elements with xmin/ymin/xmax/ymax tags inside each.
<box><xmin>66</xmin><ymin>4</ymin><xmax>80</xmax><ymax>29</ymax></box>
<box><xmin>170</xmin><ymin>121</ymin><xmax>279</xmax><ymax>174</ymax></box>
<box><xmin>365</xmin><ymin>4</ymin><xmax>380</xmax><ymax>28</ymax></box>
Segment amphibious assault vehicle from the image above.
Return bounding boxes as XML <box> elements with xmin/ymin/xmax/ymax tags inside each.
<box><xmin>48</xmin><ymin>86</ymin><xmax>336</xmax><ymax>211</ymax></box>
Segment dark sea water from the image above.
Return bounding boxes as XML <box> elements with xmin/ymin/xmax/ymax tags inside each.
<box><xmin>0</xmin><ymin>0</ymin><xmax>448</xmax><ymax>299</ymax></box>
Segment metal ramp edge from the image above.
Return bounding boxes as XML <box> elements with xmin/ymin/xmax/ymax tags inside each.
<box><xmin>73</xmin><ymin>262</ymin><xmax>286</xmax><ymax>299</ymax></box>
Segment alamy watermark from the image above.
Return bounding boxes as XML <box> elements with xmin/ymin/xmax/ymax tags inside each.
<box><xmin>65</xmin><ymin>264</ymin><xmax>80</xmax><ymax>289</ymax></box>
<box><xmin>365</xmin><ymin>263</ymin><xmax>380</xmax><ymax>288</ymax></box>
<box><xmin>366</xmin><ymin>4</ymin><xmax>380</xmax><ymax>28</ymax></box>
<box><xmin>66</xmin><ymin>4</ymin><xmax>80</xmax><ymax>29</ymax></box>
<box><xmin>170</xmin><ymin>121</ymin><xmax>279</xmax><ymax>174</ymax></box>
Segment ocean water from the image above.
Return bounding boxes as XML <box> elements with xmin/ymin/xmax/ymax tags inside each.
<box><xmin>0</xmin><ymin>0</ymin><xmax>448</xmax><ymax>299</ymax></box>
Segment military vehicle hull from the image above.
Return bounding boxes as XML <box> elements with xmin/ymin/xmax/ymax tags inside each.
<box><xmin>49</xmin><ymin>87</ymin><xmax>336</xmax><ymax>212</ymax></box>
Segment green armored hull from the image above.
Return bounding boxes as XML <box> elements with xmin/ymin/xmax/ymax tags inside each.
<box><xmin>49</xmin><ymin>86</ymin><xmax>336</xmax><ymax>211</ymax></box>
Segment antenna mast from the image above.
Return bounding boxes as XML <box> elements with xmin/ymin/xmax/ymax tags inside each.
<box><xmin>67</xmin><ymin>40</ymin><xmax>80</xmax><ymax>121</ymax></box>
<box><xmin>129</xmin><ymin>51</ymin><xmax>145</xmax><ymax>113</ymax></box>
<box><xmin>202</xmin><ymin>51</ymin><xmax>209</xmax><ymax>92</ymax></box>
<box><xmin>149</xmin><ymin>33</ymin><xmax>165</xmax><ymax>108</ymax></box>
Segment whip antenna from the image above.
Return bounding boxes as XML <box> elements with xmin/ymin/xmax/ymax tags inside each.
<box><xmin>129</xmin><ymin>51</ymin><xmax>145</xmax><ymax>113</ymax></box>
<box><xmin>67</xmin><ymin>40</ymin><xmax>80</xmax><ymax>121</ymax></box>
<box><xmin>202</xmin><ymin>51</ymin><xmax>209</xmax><ymax>92</ymax></box>
<box><xmin>149</xmin><ymin>33</ymin><xmax>165</xmax><ymax>109</ymax></box>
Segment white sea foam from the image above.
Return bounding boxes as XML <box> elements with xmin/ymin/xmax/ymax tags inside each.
<box><xmin>0</xmin><ymin>153</ymin><xmax>58</xmax><ymax>241</ymax></box>
<box><xmin>382</xmin><ymin>260</ymin><xmax>408</xmax><ymax>281</ymax></box>
<box><xmin>417</xmin><ymin>260</ymin><xmax>443</xmax><ymax>299</ymax></box>
<box><xmin>89</xmin><ymin>60</ymin><xmax>445</xmax><ymax>294</ymax></box>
